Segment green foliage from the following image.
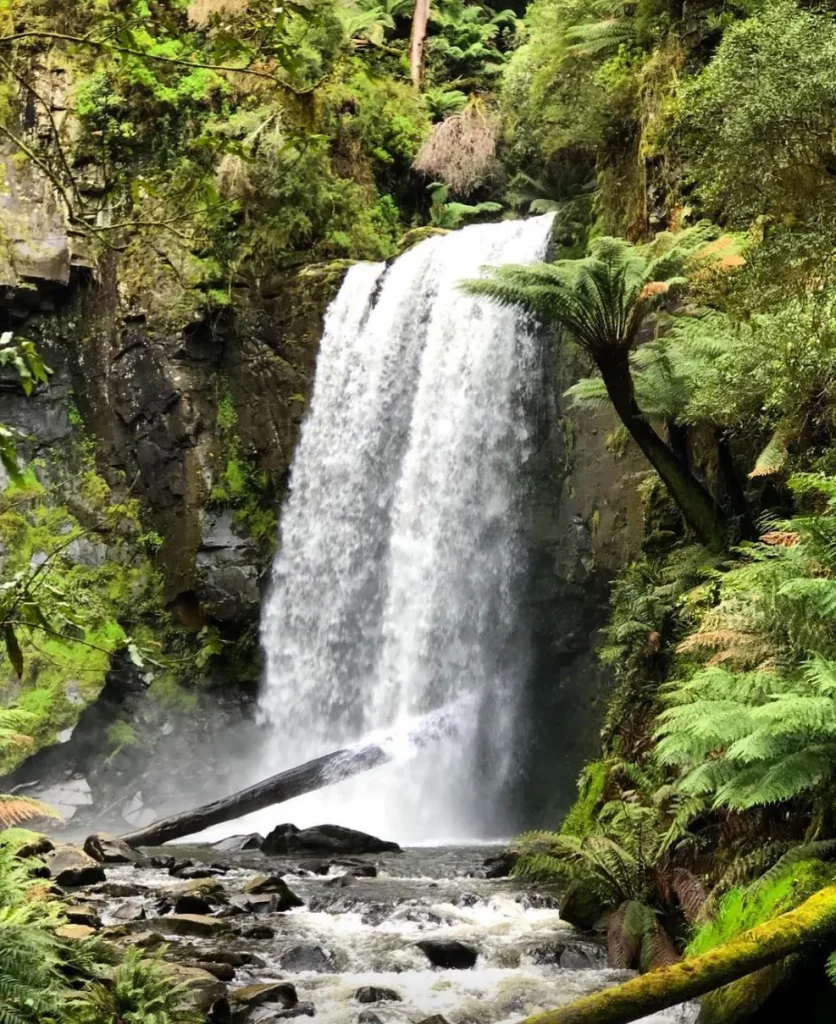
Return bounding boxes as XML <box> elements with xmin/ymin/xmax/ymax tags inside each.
<box><xmin>67</xmin><ymin>947</ymin><xmax>201</xmax><ymax>1024</ymax></box>
<box><xmin>655</xmin><ymin>474</ymin><xmax>836</xmax><ymax>817</ymax></box>
<box><xmin>560</xmin><ymin>761</ymin><xmax>609</xmax><ymax>837</ymax></box>
<box><xmin>427</xmin><ymin>182</ymin><xmax>502</xmax><ymax>228</ymax></box>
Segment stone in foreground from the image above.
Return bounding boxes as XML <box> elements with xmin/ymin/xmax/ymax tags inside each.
<box><xmin>163</xmin><ymin>963</ymin><xmax>228</xmax><ymax>1013</ymax></box>
<box><xmin>416</xmin><ymin>939</ymin><xmax>478</xmax><ymax>969</ymax></box>
<box><xmin>55</xmin><ymin>923</ymin><xmax>96</xmax><ymax>941</ymax></box>
<box><xmin>45</xmin><ymin>844</ymin><xmax>106</xmax><ymax>886</ymax></box>
<box><xmin>231</xmin><ymin>982</ymin><xmax>298</xmax><ymax>1008</ymax></box>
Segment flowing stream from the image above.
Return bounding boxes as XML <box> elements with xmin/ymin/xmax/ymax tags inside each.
<box><xmin>252</xmin><ymin>215</ymin><xmax>555</xmax><ymax>843</ymax></box>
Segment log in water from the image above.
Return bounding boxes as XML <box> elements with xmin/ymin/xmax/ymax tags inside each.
<box><xmin>120</xmin><ymin>743</ymin><xmax>391</xmax><ymax>848</ymax></box>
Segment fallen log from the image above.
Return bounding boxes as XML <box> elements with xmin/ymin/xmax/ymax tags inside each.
<box><xmin>120</xmin><ymin>743</ymin><xmax>390</xmax><ymax>848</ymax></box>
<box><xmin>520</xmin><ymin>884</ymin><xmax>836</xmax><ymax>1024</ymax></box>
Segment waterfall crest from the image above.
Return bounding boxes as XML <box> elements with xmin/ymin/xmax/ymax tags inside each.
<box><xmin>258</xmin><ymin>215</ymin><xmax>554</xmax><ymax>842</ymax></box>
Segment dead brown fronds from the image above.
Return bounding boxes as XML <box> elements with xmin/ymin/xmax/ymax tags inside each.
<box><xmin>413</xmin><ymin>102</ymin><xmax>497</xmax><ymax>196</ymax></box>
<box><xmin>0</xmin><ymin>794</ymin><xmax>59</xmax><ymax>827</ymax></box>
<box><xmin>188</xmin><ymin>0</ymin><xmax>249</xmax><ymax>27</ymax></box>
<box><xmin>760</xmin><ymin>531</ymin><xmax>800</xmax><ymax>547</ymax></box>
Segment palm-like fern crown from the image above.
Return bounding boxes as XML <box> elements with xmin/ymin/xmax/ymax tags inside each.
<box><xmin>463</xmin><ymin>225</ymin><xmax>718</xmax><ymax>359</ymax></box>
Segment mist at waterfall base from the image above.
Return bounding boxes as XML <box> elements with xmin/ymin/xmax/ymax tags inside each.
<box><xmin>212</xmin><ymin>215</ymin><xmax>555</xmax><ymax>846</ymax></box>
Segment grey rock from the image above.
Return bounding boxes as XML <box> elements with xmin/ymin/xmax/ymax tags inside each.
<box><xmin>358</xmin><ymin>1013</ymin><xmax>382</xmax><ymax>1024</ymax></box>
<box><xmin>231</xmin><ymin>982</ymin><xmax>297</xmax><ymax>1008</ymax></box>
<box><xmin>45</xmin><ymin>844</ymin><xmax>106</xmax><ymax>886</ymax></box>
<box><xmin>262</xmin><ymin>824</ymin><xmax>400</xmax><ymax>857</ymax></box>
<box><xmin>83</xmin><ymin>833</ymin><xmax>139</xmax><ymax>864</ymax></box>
<box><xmin>244</xmin><ymin>875</ymin><xmax>304</xmax><ymax>911</ymax></box>
<box><xmin>174</xmin><ymin>894</ymin><xmax>213</xmax><ymax>916</ymax></box>
<box><xmin>242</xmin><ymin>924</ymin><xmax>275</xmax><ymax>940</ymax></box>
<box><xmin>212</xmin><ymin>834</ymin><xmax>264</xmax><ymax>853</ymax></box>
<box><xmin>355</xmin><ymin>987</ymin><xmax>401</xmax><ymax>1004</ymax></box>
<box><xmin>416</xmin><ymin>940</ymin><xmax>477</xmax><ymax>970</ymax></box>
<box><xmin>279</xmin><ymin>944</ymin><xmax>335</xmax><ymax>973</ymax></box>
<box><xmin>33</xmin><ymin>778</ymin><xmax>93</xmax><ymax>820</ymax></box>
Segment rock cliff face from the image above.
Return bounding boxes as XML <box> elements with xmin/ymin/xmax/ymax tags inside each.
<box><xmin>1</xmin><ymin>197</ymin><xmax>648</xmax><ymax>830</ymax></box>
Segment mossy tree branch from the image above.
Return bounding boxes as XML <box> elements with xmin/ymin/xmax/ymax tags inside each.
<box><xmin>520</xmin><ymin>885</ymin><xmax>836</xmax><ymax>1024</ymax></box>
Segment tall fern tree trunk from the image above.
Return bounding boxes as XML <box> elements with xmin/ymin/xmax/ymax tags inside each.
<box><xmin>603</xmin><ymin>355</ymin><xmax>727</xmax><ymax>550</ymax></box>
<box><xmin>410</xmin><ymin>0</ymin><xmax>430</xmax><ymax>88</ymax></box>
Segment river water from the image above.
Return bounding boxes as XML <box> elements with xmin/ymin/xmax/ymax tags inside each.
<box><xmin>97</xmin><ymin>844</ymin><xmax>697</xmax><ymax>1024</ymax></box>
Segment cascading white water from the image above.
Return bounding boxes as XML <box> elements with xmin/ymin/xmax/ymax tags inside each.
<box><xmin>255</xmin><ymin>215</ymin><xmax>554</xmax><ymax>843</ymax></box>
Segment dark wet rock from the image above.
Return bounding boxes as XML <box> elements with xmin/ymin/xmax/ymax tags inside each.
<box><xmin>163</xmin><ymin>963</ymin><xmax>227</xmax><ymax>1013</ymax></box>
<box><xmin>324</xmin><ymin>873</ymin><xmax>356</xmax><ymax>889</ymax></box>
<box><xmin>66</xmin><ymin>905</ymin><xmax>101</xmax><ymax>928</ymax></box>
<box><xmin>279</xmin><ymin>944</ymin><xmax>335</xmax><ymax>973</ymax></box>
<box><xmin>182</xmin><ymin>960</ymin><xmax>236</xmax><ymax>982</ymax></box>
<box><xmin>213</xmin><ymin>834</ymin><xmax>264</xmax><ymax>853</ymax></box>
<box><xmin>198</xmin><ymin>951</ymin><xmax>254</xmax><ymax>968</ymax></box>
<box><xmin>297</xmin><ymin>858</ymin><xmax>377</xmax><ymax>878</ymax></box>
<box><xmin>168</xmin><ymin>859</ymin><xmax>194</xmax><ymax>876</ymax></box>
<box><xmin>515</xmin><ymin>892</ymin><xmax>559</xmax><ymax>911</ymax></box>
<box><xmin>355</xmin><ymin>987</ymin><xmax>401</xmax><ymax>1004</ymax></box>
<box><xmin>262</xmin><ymin>824</ymin><xmax>400</xmax><ymax>857</ymax></box>
<box><xmin>417</xmin><ymin>1016</ymin><xmax>450</xmax><ymax>1024</ymax></box>
<box><xmin>560</xmin><ymin>945</ymin><xmax>605</xmax><ymax>970</ymax></box>
<box><xmin>558</xmin><ymin>879</ymin><xmax>607</xmax><ymax>931</ymax></box>
<box><xmin>174</xmin><ymin>894</ymin><xmax>213</xmax><ymax>916</ymax></box>
<box><xmin>527</xmin><ymin>939</ymin><xmax>606</xmax><ymax>969</ymax></box>
<box><xmin>130</xmin><ymin>930</ymin><xmax>166</xmax><ymax>949</ymax></box>
<box><xmin>359</xmin><ymin>903</ymin><xmax>391</xmax><ymax>927</ymax></box>
<box><xmin>244</xmin><ymin>875</ymin><xmax>304</xmax><ymax>910</ymax></box>
<box><xmin>416</xmin><ymin>940</ymin><xmax>477</xmax><ymax>970</ymax></box>
<box><xmin>145</xmin><ymin>855</ymin><xmax>177</xmax><ymax>871</ymax></box>
<box><xmin>455</xmin><ymin>893</ymin><xmax>479</xmax><ymax>908</ymax></box>
<box><xmin>267</xmin><ymin>1003</ymin><xmax>315</xmax><ymax>1020</ymax></box>
<box><xmin>154</xmin><ymin>897</ymin><xmax>174</xmax><ymax>916</ymax></box>
<box><xmin>95</xmin><ymin>881</ymin><xmax>148</xmax><ymax>897</ymax></box>
<box><xmin>156</xmin><ymin>914</ymin><xmax>228</xmax><ymax>937</ymax></box>
<box><xmin>45</xmin><ymin>844</ymin><xmax>106</xmax><ymax>887</ymax></box>
<box><xmin>231</xmin><ymin>982</ymin><xmax>297</xmax><ymax>1009</ymax></box>
<box><xmin>83</xmin><ymin>833</ymin><xmax>139</xmax><ymax>864</ymax></box>
<box><xmin>357</xmin><ymin>1012</ymin><xmax>382</xmax><ymax>1024</ymax></box>
<box><xmin>112</xmin><ymin>903</ymin><xmax>147</xmax><ymax>922</ymax></box>
<box><xmin>242</xmin><ymin>923</ymin><xmax>275</xmax><ymax>939</ymax></box>
<box><xmin>482</xmin><ymin>850</ymin><xmax>518</xmax><ymax>879</ymax></box>
<box><xmin>176</xmin><ymin>865</ymin><xmax>224</xmax><ymax>880</ymax></box>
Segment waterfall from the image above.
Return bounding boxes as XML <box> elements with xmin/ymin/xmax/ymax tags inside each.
<box><xmin>257</xmin><ymin>215</ymin><xmax>554</xmax><ymax>843</ymax></box>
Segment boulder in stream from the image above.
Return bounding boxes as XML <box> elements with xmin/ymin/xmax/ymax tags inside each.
<box><xmin>231</xmin><ymin>982</ymin><xmax>298</xmax><ymax>1008</ymax></box>
<box><xmin>162</xmin><ymin>963</ymin><xmax>228</xmax><ymax>1013</ymax></box>
<box><xmin>262</xmin><ymin>823</ymin><xmax>400</xmax><ymax>856</ymax></box>
<box><xmin>45</xmin><ymin>844</ymin><xmax>106</xmax><ymax>886</ymax></box>
<box><xmin>83</xmin><ymin>833</ymin><xmax>139</xmax><ymax>864</ymax></box>
<box><xmin>157</xmin><ymin>913</ymin><xmax>228</xmax><ymax>937</ymax></box>
<box><xmin>244</xmin><ymin>875</ymin><xmax>304</xmax><ymax>910</ymax></box>
<box><xmin>279</xmin><ymin>944</ymin><xmax>335</xmax><ymax>973</ymax></box>
<box><xmin>358</xmin><ymin>1013</ymin><xmax>382</xmax><ymax>1024</ymax></box>
<box><xmin>213</xmin><ymin>834</ymin><xmax>264</xmax><ymax>853</ymax></box>
<box><xmin>355</xmin><ymin>986</ymin><xmax>401</xmax><ymax>1003</ymax></box>
<box><xmin>416</xmin><ymin>939</ymin><xmax>478</xmax><ymax>969</ymax></box>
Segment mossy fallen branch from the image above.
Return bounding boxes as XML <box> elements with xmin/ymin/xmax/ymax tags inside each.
<box><xmin>520</xmin><ymin>885</ymin><xmax>836</xmax><ymax>1024</ymax></box>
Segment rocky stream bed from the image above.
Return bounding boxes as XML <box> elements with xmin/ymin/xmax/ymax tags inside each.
<box><xmin>33</xmin><ymin>832</ymin><xmax>699</xmax><ymax>1024</ymax></box>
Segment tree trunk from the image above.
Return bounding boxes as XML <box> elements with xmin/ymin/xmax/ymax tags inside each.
<box><xmin>602</xmin><ymin>357</ymin><xmax>727</xmax><ymax>550</ymax></box>
<box><xmin>716</xmin><ymin>427</ymin><xmax>757</xmax><ymax>540</ymax></box>
<box><xmin>120</xmin><ymin>743</ymin><xmax>391</xmax><ymax>848</ymax></box>
<box><xmin>409</xmin><ymin>0</ymin><xmax>430</xmax><ymax>88</ymax></box>
<box><xmin>519</xmin><ymin>884</ymin><xmax>836</xmax><ymax>1024</ymax></box>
